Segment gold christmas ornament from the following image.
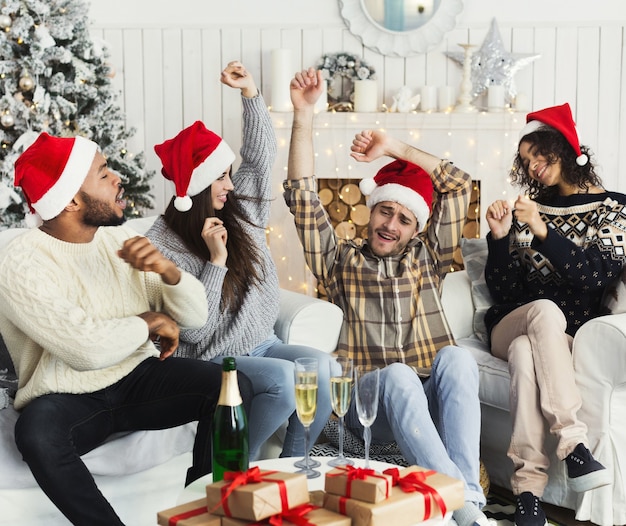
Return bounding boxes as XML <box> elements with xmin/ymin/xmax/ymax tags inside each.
<box><xmin>0</xmin><ymin>14</ymin><xmax>11</xmax><ymax>29</ymax></box>
<box><xmin>1</xmin><ymin>113</ymin><xmax>15</xmax><ymax>128</ymax></box>
<box><xmin>19</xmin><ymin>75</ymin><xmax>35</xmax><ymax>91</ymax></box>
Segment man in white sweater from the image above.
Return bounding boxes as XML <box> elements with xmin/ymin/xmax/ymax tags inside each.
<box><xmin>0</xmin><ymin>132</ymin><xmax>251</xmax><ymax>525</ymax></box>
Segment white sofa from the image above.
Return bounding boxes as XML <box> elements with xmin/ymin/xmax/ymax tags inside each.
<box><xmin>441</xmin><ymin>242</ymin><xmax>626</xmax><ymax>526</ymax></box>
<box><xmin>0</xmin><ymin>217</ymin><xmax>344</xmax><ymax>526</ymax></box>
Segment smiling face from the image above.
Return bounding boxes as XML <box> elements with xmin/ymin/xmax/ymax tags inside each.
<box><xmin>210</xmin><ymin>167</ymin><xmax>234</xmax><ymax>210</ymax></box>
<box><xmin>366</xmin><ymin>201</ymin><xmax>420</xmax><ymax>257</ymax></box>
<box><xmin>518</xmin><ymin>139</ymin><xmax>565</xmax><ymax>190</ymax></box>
<box><xmin>75</xmin><ymin>151</ymin><xmax>126</xmax><ymax>227</ymax></box>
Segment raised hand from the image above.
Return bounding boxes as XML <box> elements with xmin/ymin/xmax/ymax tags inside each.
<box><xmin>290</xmin><ymin>68</ymin><xmax>324</xmax><ymax>110</ymax></box>
<box><xmin>349</xmin><ymin>129</ymin><xmax>390</xmax><ymax>163</ymax></box>
<box><xmin>513</xmin><ymin>195</ymin><xmax>547</xmax><ymax>241</ymax></box>
<box><xmin>220</xmin><ymin>61</ymin><xmax>258</xmax><ymax>98</ymax></box>
<box><xmin>201</xmin><ymin>217</ymin><xmax>228</xmax><ymax>266</ymax></box>
<box><xmin>485</xmin><ymin>199</ymin><xmax>513</xmax><ymax>240</ymax></box>
<box><xmin>118</xmin><ymin>236</ymin><xmax>181</xmax><ymax>285</ymax></box>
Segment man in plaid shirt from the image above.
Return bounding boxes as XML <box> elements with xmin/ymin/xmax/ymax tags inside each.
<box><xmin>284</xmin><ymin>68</ymin><xmax>489</xmax><ymax>526</ymax></box>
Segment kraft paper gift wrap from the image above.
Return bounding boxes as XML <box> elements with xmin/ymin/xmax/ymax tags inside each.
<box><xmin>157</xmin><ymin>498</ymin><xmax>219</xmax><ymax>526</ymax></box>
<box><xmin>323</xmin><ymin>465</ymin><xmax>464</xmax><ymax>526</ymax></box>
<box><xmin>324</xmin><ymin>466</ymin><xmax>393</xmax><ymax>503</ymax></box>
<box><xmin>220</xmin><ymin>504</ymin><xmax>352</xmax><ymax>526</ymax></box>
<box><xmin>206</xmin><ymin>467</ymin><xmax>309</xmax><ymax>521</ymax></box>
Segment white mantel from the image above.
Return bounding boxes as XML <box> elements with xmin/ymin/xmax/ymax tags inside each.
<box><xmin>268</xmin><ymin>110</ymin><xmax>525</xmax><ymax>294</ymax></box>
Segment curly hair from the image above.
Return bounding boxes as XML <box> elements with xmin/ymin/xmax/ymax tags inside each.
<box><xmin>163</xmin><ymin>185</ymin><xmax>265</xmax><ymax>311</ymax></box>
<box><xmin>510</xmin><ymin>126</ymin><xmax>601</xmax><ymax>199</ymax></box>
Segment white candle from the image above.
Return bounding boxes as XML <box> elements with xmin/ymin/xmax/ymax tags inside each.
<box><xmin>515</xmin><ymin>93</ymin><xmax>530</xmax><ymax>112</ymax></box>
<box><xmin>437</xmin><ymin>86</ymin><xmax>456</xmax><ymax>112</ymax></box>
<box><xmin>420</xmin><ymin>86</ymin><xmax>437</xmax><ymax>112</ymax></box>
<box><xmin>487</xmin><ymin>85</ymin><xmax>505</xmax><ymax>112</ymax></box>
<box><xmin>271</xmin><ymin>49</ymin><xmax>293</xmax><ymax>112</ymax></box>
<box><xmin>353</xmin><ymin>80</ymin><xmax>378</xmax><ymax>112</ymax></box>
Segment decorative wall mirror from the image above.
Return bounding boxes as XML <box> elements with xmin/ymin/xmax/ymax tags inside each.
<box><xmin>339</xmin><ymin>0</ymin><xmax>464</xmax><ymax>57</ymax></box>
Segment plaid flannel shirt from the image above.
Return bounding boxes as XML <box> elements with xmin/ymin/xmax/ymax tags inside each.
<box><xmin>283</xmin><ymin>160</ymin><xmax>471</xmax><ymax>372</ymax></box>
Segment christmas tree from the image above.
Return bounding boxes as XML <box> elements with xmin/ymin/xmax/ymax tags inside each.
<box><xmin>0</xmin><ymin>0</ymin><xmax>153</xmax><ymax>229</ymax></box>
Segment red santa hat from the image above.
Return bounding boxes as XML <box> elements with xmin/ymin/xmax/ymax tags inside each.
<box><xmin>359</xmin><ymin>159</ymin><xmax>433</xmax><ymax>231</ymax></box>
<box><xmin>519</xmin><ymin>102</ymin><xmax>588</xmax><ymax>166</ymax></box>
<box><xmin>154</xmin><ymin>121</ymin><xmax>235</xmax><ymax>212</ymax></box>
<box><xmin>14</xmin><ymin>132</ymin><xmax>98</xmax><ymax>225</ymax></box>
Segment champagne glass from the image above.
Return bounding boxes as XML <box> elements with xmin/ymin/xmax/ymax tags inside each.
<box><xmin>354</xmin><ymin>365</ymin><xmax>379</xmax><ymax>469</ymax></box>
<box><xmin>293</xmin><ymin>357</ymin><xmax>321</xmax><ymax>479</ymax></box>
<box><xmin>328</xmin><ymin>356</ymin><xmax>354</xmax><ymax>467</ymax></box>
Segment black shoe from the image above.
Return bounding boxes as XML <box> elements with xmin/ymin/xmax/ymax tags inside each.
<box><xmin>566</xmin><ymin>443</ymin><xmax>611</xmax><ymax>492</ymax></box>
<box><xmin>514</xmin><ymin>492</ymin><xmax>547</xmax><ymax>526</ymax></box>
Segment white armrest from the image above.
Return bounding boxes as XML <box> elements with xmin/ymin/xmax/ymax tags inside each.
<box><xmin>274</xmin><ymin>289</ymin><xmax>343</xmax><ymax>354</ymax></box>
<box><xmin>572</xmin><ymin>313</ymin><xmax>626</xmax><ymax>525</ymax></box>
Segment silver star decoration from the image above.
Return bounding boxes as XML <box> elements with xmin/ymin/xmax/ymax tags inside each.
<box><xmin>446</xmin><ymin>18</ymin><xmax>540</xmax><ymax>103</ymax></box>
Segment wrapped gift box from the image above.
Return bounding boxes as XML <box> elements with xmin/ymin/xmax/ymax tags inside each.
<box><xmin>206</xmin><ymin>468</ymin><xmax>309</xmax><ymax>521</ymax></box>
<box><xmin>157</xmin><ymin>498</ymin><xmax>220</xmax><ymax>526</ymax></box>
<box><xmin>221</xmin><ymin>504</ymin><xmax>351</xmax><ymax>526</ymax></box>
<box><xmin>324</xmin><ymin>467</ymin><xmax>393</xmax><ymax>503</ymax></box>
<box><xmin>323</xmin><ymin>466</ymin><xmax>464</xmax><ymax>526</ymax></box>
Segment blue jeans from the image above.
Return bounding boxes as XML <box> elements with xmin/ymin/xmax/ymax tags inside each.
<box><xmin>344</xmin><ymin>346</ymin><xmax>485</xmax><ymax>507</ymax></box>
<box><xmin>14</xmin><ymin>357</ymin><xmax>252</xmax><ymax>526</ymax></box>
<box><xmin>221</xmin><ymin>336</ymin><xmax>340</xmax><ymax>458</ymax></box>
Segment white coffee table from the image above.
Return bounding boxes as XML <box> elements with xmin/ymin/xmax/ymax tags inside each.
<box><xmin>177</xmin><ymin>456</ymin><xmax>451</xmax><ymax>525</ymax></box>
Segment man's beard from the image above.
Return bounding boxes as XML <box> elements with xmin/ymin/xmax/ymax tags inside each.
<box><xmin>79</xmin><ymin>192</ymin><xmax>125</xmax><ymax>227</ymax></box>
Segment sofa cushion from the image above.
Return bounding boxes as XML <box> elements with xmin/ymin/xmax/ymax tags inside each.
<box><xmin>458</xmin><ymin>337</ymin><xmax>510</xmax><ymax>412</ymax></box>
<box><xmin>460</xmin><ymin>238</ymin><xmax>494</xmax><ymax>342</ymax></box>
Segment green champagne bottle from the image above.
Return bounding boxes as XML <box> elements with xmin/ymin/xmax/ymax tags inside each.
<box><xmin>211</xmin><ymin>356</ymin><xmax>249</xmax><ymax>482</ymax></box>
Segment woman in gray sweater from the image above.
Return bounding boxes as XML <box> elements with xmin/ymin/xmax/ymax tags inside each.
<box><xmin>146</xmin><ymin>61</ymin><xmax>337</xmax><ymax>462</ymax></box>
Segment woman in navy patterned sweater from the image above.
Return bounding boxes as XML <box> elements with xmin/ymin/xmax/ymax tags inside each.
<box><xmin>483</xmin><ymin>103</ymin><xmax>626</xmax><ymax>526</ymax></box>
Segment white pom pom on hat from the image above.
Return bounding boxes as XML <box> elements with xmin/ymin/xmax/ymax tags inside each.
<box><xmin>519</xmin><ymin>102</ymin><xmax>589</xmax><ymax>166</ymax></box>
<box><xmin>154</xmin><ymin>121</ymin><xmax>236</xmax><ymax>212</ymax></box>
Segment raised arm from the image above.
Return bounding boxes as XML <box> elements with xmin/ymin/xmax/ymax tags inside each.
<box><xmin>287</xmin><ymin>67</ymin><xmax>325</xmax><ymax>182</ymax></box>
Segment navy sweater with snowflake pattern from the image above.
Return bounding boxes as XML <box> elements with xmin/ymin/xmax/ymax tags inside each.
<box><xmin>484</xmin><ymin>191</ymin><xmax>626</xmax><ymax>337</ymax></box>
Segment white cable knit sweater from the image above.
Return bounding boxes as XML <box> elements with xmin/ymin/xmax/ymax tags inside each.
<box><xmin>0</xmin><ymin>224</ymin><xmax>208</xmax><ymax>410</ymax></box>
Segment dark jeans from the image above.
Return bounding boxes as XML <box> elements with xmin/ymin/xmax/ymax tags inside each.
<box><xmin>14</xmin><ymin>356</ymin><xmax>252</xmax><ymax>526</ymax></box>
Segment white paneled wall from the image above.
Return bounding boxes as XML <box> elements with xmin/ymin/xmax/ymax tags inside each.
<box><xmin>90</xmin><ymin>22</ymin><xmax>626</xmax><ymax>291</ymax></box>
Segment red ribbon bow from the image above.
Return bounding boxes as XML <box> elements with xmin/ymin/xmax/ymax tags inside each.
<box><xmin>382</xmin><ymin>468</ymin><xmax>447</xmax><ymax>520</ymax></box>
<box><xmin>328</xmin><ymin>465</ymin><xmax>391</xmax><ymax>498</ymax></box>
<box><xmin>268</xmin><ymin>503</ymin><xmax>318</xmax><ymax>526</ymax></box>
<box><xmin>211</xmin><ymin>467</ymin><xmax>289</xmax><ymax>517</ymax></box>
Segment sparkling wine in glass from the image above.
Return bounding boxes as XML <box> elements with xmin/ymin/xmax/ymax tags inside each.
<box><xmin>294</xmin><ymin>357</ymin><xmax>320</xmax><ymax>478</ymax></box>
<box><xmin>354</xmin><ymin>365</ymin><xmax>380</xmax><ymax>469</ymax></box>
<box><xmin>328</xmin><ymin>356</ymin><xmax>354</xmax><ymax>467</ymax></box>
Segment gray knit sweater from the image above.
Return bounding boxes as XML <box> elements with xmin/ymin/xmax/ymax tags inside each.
<box><xmin>147</xmin><ymin>94</ymin><xmax>279</xmax><ymax>359</ymax></box>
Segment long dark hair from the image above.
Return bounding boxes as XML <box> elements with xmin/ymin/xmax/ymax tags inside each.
<box><xmin>163</xmin><ymin>184</ymin><xmax>265</xmax><ymax>311</ymax></box>
<box><xmin>510</xmin><ymin>126</ymin><xmax>601</xmax><ymax>200</ymax></box>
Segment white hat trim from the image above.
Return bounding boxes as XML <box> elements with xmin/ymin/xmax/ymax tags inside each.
<box><xmin>186</xmin><ymin>139</ymin><xmax>236</xmax><ymax>197</ymax></box>
<box><xmin>366</xmin><ymin>182</ymin><xmax>430</xmax><ymax>231</ymax></box>
<box><xmin>519</xmin><ymin>119</ymin><xmax>544</xmax><ymax>141</ymax></box>
<box><xmin>32</xmin><ymin>136</ymin><xmax>98</xmax><ymax>220</ymax></box>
